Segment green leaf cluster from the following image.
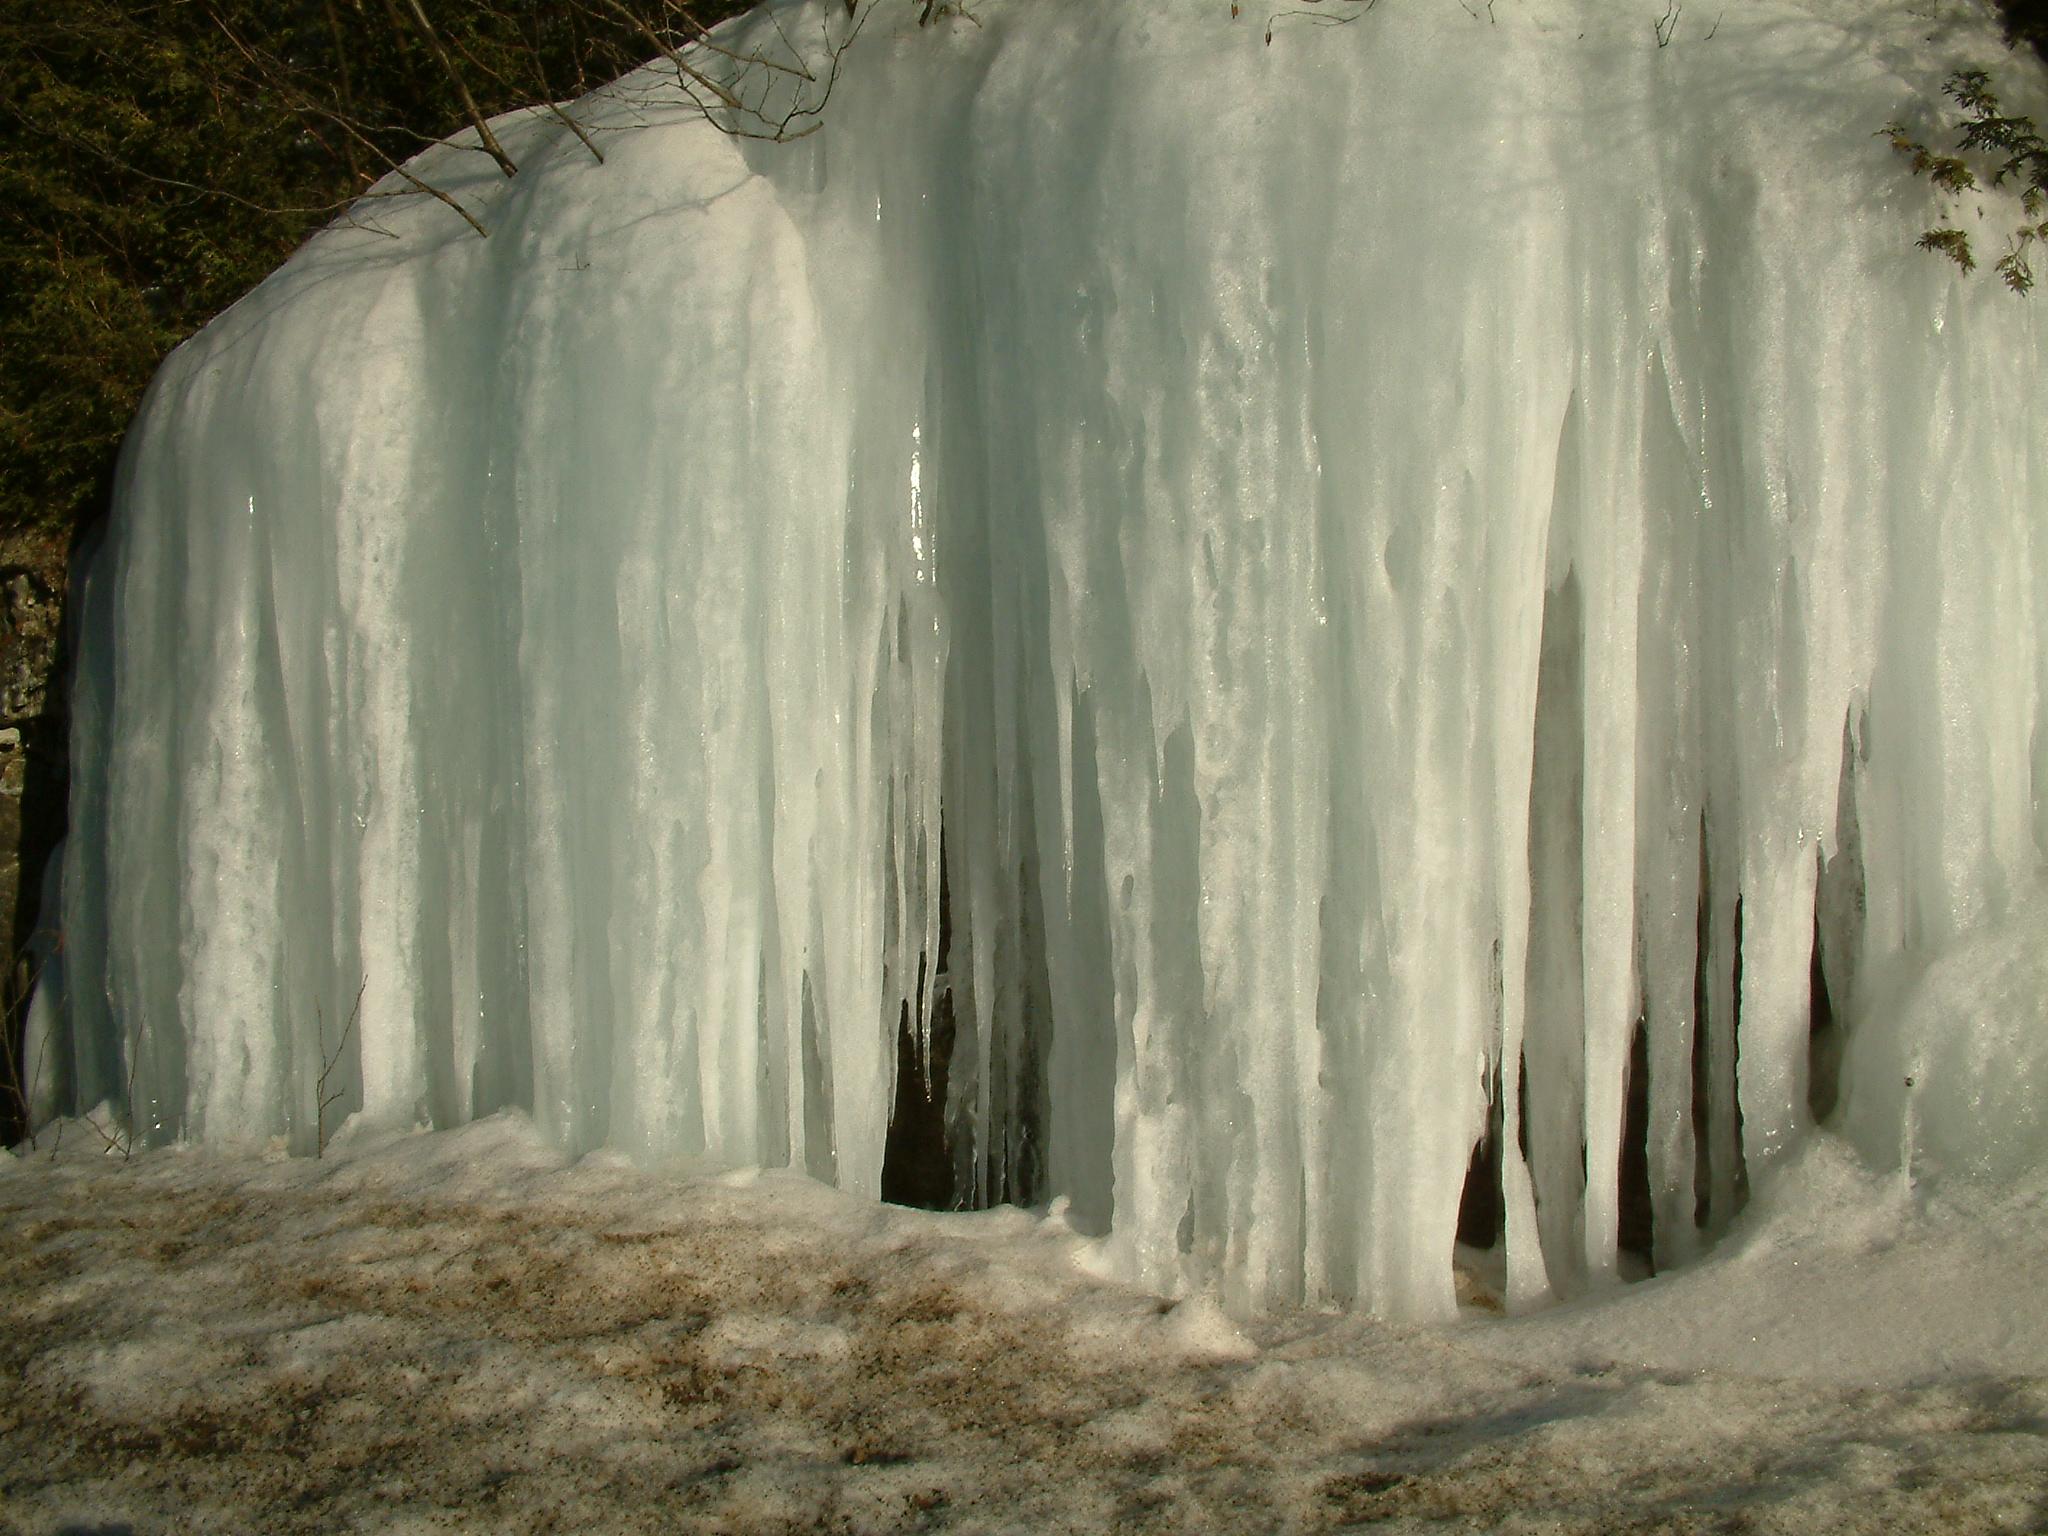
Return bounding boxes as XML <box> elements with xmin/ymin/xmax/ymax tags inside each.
<box><xmin>1888</xmin><ymin>64</ymin><xmax>2048</xmax><ymax>295</ymax></box>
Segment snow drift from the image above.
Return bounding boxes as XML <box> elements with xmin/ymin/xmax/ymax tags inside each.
<box><xmin>44</xmin><ymin>0</ymin><xmax>2048</xmax><ymax>1318</ymax></box>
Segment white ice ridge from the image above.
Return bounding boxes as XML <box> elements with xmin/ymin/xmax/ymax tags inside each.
<box><xmin>43</xmin><ymin>0</ymin><xmax>2048</xmax><ymax>1319</ymax></box>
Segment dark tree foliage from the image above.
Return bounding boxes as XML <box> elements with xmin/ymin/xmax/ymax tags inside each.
<box><xmin>1995</xmin><ymin>0</ymin><xmax>2048</xmax><ymax>62</ymax></box>
<box><xmin>0</xmin><ymin>0</ymin><xmax>759</xmax><ymax>545</ymax></box>
<box><xmin>2</xmin><ymin>3</ymin><xmax>305</xmax><ymax>544</ymax></box>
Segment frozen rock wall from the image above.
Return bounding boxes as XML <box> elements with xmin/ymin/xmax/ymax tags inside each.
<box><xmin>47</xmin><ymin>0</ymin><xmax>2048</xmax><ymax>1317</ymax></box>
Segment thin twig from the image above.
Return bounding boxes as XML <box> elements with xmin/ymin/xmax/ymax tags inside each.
<box><xmin>1266</xmin><ymin>0</ymin><xmax>1377</xmax><ymax>45</ymax></box>
<box><xmin>398</xmin><ymin>0</ymin><xmax>520</xmax><ymax>175</ymax></box>
<box><xmin>8</xmin><ymin>115</ymin><xmax>377</xmax><ymax>219</ymax></box>
<box><xmin>649</xmin><ymin>0</ymin><xmax>819</xmax><ymax>83</ymax></box>
<box><xmin>84</xmin><ymin>1102</ymin><xmax>129</xmax><ymax>1160</ymax></box>
<box><xmin>116</xmin><ymin>1014</ymin><xmax>140</xmax><ymax>1161</ymax></box>
<box><xmin>586</xmin><ymin>0</ymin><xmax>745</xmax><ymax>112</ymax></box>
<box><xmin>207</xmin><ymin>8</ymin><xmax>493</xmax><ymax>235</ymax></box>
<box><xmin>443</xmin><ymin>30</ymin><xmax>610</xmax><ymax>165</ymax></box>
<box><xmin>316</xmin><ymin>975</ymin><xmax>368</xmax><ymax>1157</ymax></box>
<box><xmin>1</xmin><ymin>934</ymin><xmax>61</xmax><ymax>1152</ymax></box>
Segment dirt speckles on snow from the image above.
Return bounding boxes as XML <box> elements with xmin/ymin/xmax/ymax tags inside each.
<box><xmin>2</xmin><ymin>1119</ymin><xmax>2046</xmax><ymax>1535</ymax></box>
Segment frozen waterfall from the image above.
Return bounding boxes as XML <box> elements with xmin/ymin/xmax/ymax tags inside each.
<box><xmin>44</xmin><ymin>0</ymin><xmax>2048</xmax><ymax>1319</ymax></box>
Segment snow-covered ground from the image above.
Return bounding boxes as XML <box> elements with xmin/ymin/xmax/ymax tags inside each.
<box><xmin>4</xmin><ymin>1113</ymin><xmax>2044</xmax><ymax>1534</ymax></box>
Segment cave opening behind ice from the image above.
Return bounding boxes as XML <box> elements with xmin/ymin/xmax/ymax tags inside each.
<box><xmin>873</xmin><ymin>628</ymin><xmax>1869</xmax><ymax>1296</ymax></box>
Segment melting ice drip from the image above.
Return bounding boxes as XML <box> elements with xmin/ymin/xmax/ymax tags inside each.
<box><xmin>38</xmin><ymin>0</ymin><xmax>2048</xmax><ymax>1318</ymax></box>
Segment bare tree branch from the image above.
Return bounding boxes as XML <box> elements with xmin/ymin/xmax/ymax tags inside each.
<box><xmin>586</xmin><ymin>0</ymin><xmax>747</xmax><ymax>112</ymax></box>
<box><xmin>397</xmin><ymin>0</ymin><xmax>521</xmax><ymax>176</ymax></box>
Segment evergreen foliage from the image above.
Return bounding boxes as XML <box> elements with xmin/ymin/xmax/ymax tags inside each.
<box><xmin>2</xmin><ymin>3</ymin><xmax>308</xmax><ymax>543</ymax></box>
<box><xmin>1887</xmin><ymin>66</ymin><xmax>2048</xmax><ymax>294</ymax></box>
<box><xmin>1885</xmin><ymin>1</ymin><xmax>2048</xmax><ymax>293</ymax></box>
<box><xmin>0</xmin><ymin>0</ymin><xmax>759</xmax><ymax>545</ymax></box>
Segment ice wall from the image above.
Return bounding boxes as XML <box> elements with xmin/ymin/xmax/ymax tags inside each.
<box><xmin>48</xmin><ymin>0</ymin><xmax>2048</xmax><ymax>1318</ymax></box>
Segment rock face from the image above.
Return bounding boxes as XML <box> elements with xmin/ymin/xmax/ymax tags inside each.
<box><xmin>0</xmin><ymin>530</ymin><xmax>69</xmax><ymax>1143</ymax></box>
<box><xmin>45</xmin><ymin>0</ymin><xmax>2048</xmax><ymax>1318</ymax></box>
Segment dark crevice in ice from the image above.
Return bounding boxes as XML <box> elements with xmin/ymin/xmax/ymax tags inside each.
<box><xmin>1690</xmin><ymin>830</ymin><xmax>1747</xmax><ymax>1232</ymax></box>
<box><xmin>1807</xmin><ymin>909</ymin><xmax>1841</xmax><ymax>1124</ymax></box>
<box><xmin>1618</xmin><ymin>1011</ymin><xmax>1654</xmax><ymax>1271</ymax></box>
<box><xmin>1730</xmin><ymin>895</ymin><xmax>1750</xmax><ymax>1217</ymax></box>
<box><xmin>880</xmin><ymin>815</ymin><xmax>1048</xmax><ymax>1213</ymax></box>
<box><xmin>1456</xmin><ymin>1059</ymin><xmax>1506</xmax><ymax>1251</ymax></box>
<box><xmin>882</xmin><ymin>975</ymin><xmax>960</xmax><ymax>1211</ymax></box>
<box><xmin>1810</xmin><ymin>706</ymin><xmax>1866</xmax><ymax>1126</ymax></box>
<box><xmin>883</xmin><ymin>825</ymin><xmax>958</xmax><ymax>1211</ymax></box>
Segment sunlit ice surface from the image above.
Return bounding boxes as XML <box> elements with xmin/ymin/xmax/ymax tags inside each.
<box><xmin>35</xmin><ymin>0</ymin><xmax>2048</xmax><ymax>1322</ymax></box>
